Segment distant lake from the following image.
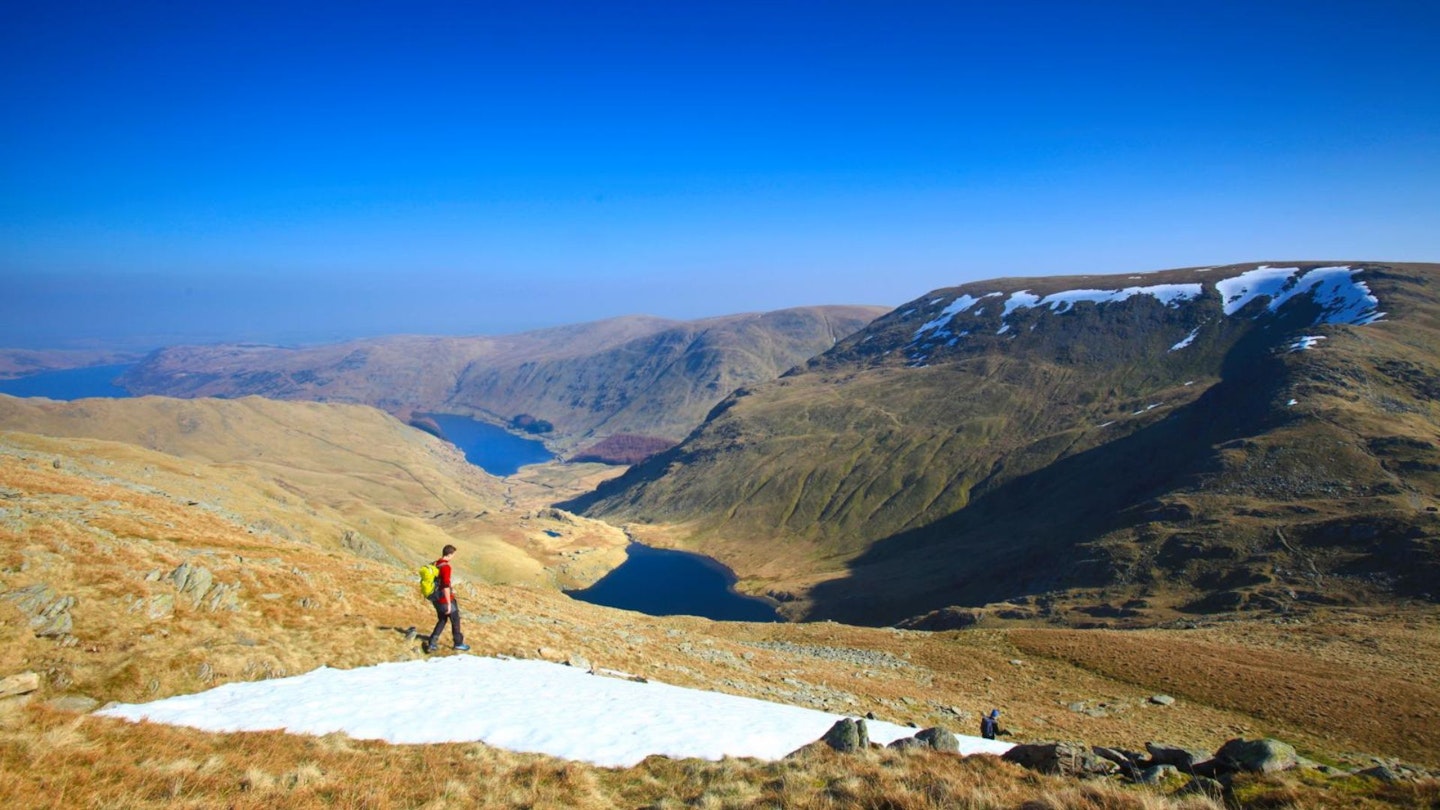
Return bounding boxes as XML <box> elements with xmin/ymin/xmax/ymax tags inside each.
<box><xmin>567</xmin><ymin>543</ymin><xmax>781</xmax><ymax>622</ymax></box>
<box><xmin>422</xmin><ymin>413</ymin><xmax>555</xmax><ymax>477</ymax></box>
<box><xmin>0</xmin><ymin>364</ymin><xmax>135</xmax><ymax>400</ymax></box>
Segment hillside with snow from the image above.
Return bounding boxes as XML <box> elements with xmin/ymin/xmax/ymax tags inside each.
<box><xmin>572</xmin><ymin>262</ymin><xmax>1440</xmax><ymax>626</ymax></box>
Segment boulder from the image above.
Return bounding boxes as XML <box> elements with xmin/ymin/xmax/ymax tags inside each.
<box><xmin>1138</xmin><ymin>764</ymin><xmax>1183</xmax><ymax>785</ymax></box>
<box><xmin>1357</xmin><ymin>765</ymin><xmax>1401</xmax><ymax>783</ymax></box>
<box><xmin>1145</xmin><ymin>741</ymin><xmax>1212</xmax><ymax>771</ymax></box>
<box><xmin>888</xmin><ymin>726</ymin><xmax>960</xmax><ymax>752</ymax></box>
<box><xmin>1149</xmin><ymin>694</ymin><xmax>1175</xmax><ymax>706</ymax></box>
<box><xmin>1003</xmin><ymin>742</ymin><xmax>1120</xmax><ymax>778</ymax></box>
<box><xmin>1214</xmin><ymin>737</ymin><xmax>1299</xmax><ymax>774</ymax></box>
<box><xmin>0</xmin><ymin>672</ymin><xmax>40</xmax><ymax>699</ymax></box>
<box><xmin>1178</xmin><ymin>776</ymin><xmax>1227</xmax><ymax>800</ymax></box>
<box><xmin>913</xmin><ymin>727</ymin><xmax>960</xmax><ymax>752</ymax></box>
<box><xmin>820</xmin><ymin>718</ymin><xmax>869</xmax><ymax>753</ymax></box>
<box><xmin>1092</xmin><ymin>746</ymin><xmax>1141</xmax><ymax>778</ymax></box>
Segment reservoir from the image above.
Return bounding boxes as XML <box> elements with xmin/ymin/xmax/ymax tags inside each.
<box><xmin>422</xmin><ymin>413</ymin><xmax>555</xmax><ymax>477</ymax></box>
<box><xmin>0</xmin><ymin>364</ymin><xmax>135</xmax><ymax>400</ymax></box>
<box><xmin>567</xmin><ymin>543</ymin><xmax>781</xmax><ymax>622</ymax></box>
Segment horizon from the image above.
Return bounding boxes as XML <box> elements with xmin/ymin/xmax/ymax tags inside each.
<box><xmin>5</xmin><ymin>2</ymin><xmax>1439</xmax><ymax>351</ymax></box>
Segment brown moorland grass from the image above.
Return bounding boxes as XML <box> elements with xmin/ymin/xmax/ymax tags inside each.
<box><xmin>1010</xmin><ymin>625</ymin><xmax>1440</xmax><ymax>767</ymax></box>
<box><xmin>3</xmin><ymin>425</ymin><xmax>1438</xmax><ymax>808</ymax></box>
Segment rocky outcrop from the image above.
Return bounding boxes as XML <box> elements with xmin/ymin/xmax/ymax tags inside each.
<box><xmin>168</xmin><ymin>562</ymin><xmax>241</xmax><ymax>612</ymax></box>
<box><xmin>894</xmin><ymin>607</ymin><xmax>984</xmax><ymax>631</ymax></box>
<box><xmin>0</xmin><ymin>583</ymin><xmax>75</xmax><ymax>638</ymax></box>
<box><xmin>1002</xmin><ymin>742</ymin><xmax>1120</xmax><ymax>778</ymax></box>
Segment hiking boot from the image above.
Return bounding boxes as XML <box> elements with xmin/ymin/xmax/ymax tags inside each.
<box><xmin>421</xmin><ymin>640</ymin><xmax>432</xmax><ymax>654</ymax></box>
<box><xmin>454</xmin><ymin>643</ymin><xmax>471</xmax><ymax>652</ymax></box>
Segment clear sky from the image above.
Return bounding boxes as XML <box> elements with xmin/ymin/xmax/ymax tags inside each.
<box><xmin>4</xmin><ymin>1</ymin><xmax>1438</xmax><ymax>350</ymax></box>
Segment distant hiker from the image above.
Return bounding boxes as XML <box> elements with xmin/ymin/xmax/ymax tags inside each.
<box><xmin>425</xmin><ymin>544</ymin><xmax>470</xmax><ymax>653</ymax></box>
<box><xmin>980</xmin><ymin>708</ymin><xmax>1001</xmax><ymax>740</ymax></box>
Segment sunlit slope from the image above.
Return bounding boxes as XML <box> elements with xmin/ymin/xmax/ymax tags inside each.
<box><xmin>576</xmin><ymin>262</ymin><xmax>1440</xmax><ymax>624</ymax></box>
<box><xmin>3</xmin><ymin>429</ymin><xmax>1438</xmax><ymax>790</ymax></box>
<box><xmin>121</xmin><ymin>306</ymin><xmax>887</xmax><ymax>447</ymax></box>
<box><xmin>0</xmin><ymin>396</ymin><xmax>627</xmax><ymax>586</ymax></box>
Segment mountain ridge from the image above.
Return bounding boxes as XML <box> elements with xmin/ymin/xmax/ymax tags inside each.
<box><xmin>571</xmin><ymin>261</ymin><xmax>1440</xmax><ymax>625</ymax></box>
<box><xmin>119</xmin><ymin>305</ymin><xmax>888</xmax><ymax>450</ymax></box>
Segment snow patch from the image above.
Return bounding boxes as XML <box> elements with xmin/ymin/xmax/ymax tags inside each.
<box><xmin>97</xmin><ymin>657</ymin><xmax>1012</xmax><ymax>767</ymax></box>
<box><xmin>912</xmin><ymin>293</ymin><xmax>1000</xmax><ymax>341</ymax></box>
<box><xmin>1170</xmin><ymin>327</ymin><xmax>1201</xmax><ymax>352</ymax></box>
<box><xmin>1214</xmin><ymin>265</ymin><xmax>1382</xmax><ymax>324</ymax></box>
<box><xmin>1289</xmin><ymin>335</ymin><xmax>1326</xmax><ymax>352</ymax></box>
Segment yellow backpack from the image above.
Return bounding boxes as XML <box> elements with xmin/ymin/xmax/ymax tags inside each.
<box><xmin>418</xmin><ymin>563</ymin><xmax>441</xmax><ymax>600</ymax></box>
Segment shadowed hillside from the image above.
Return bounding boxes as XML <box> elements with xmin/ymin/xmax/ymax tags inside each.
<box><xmin>571</xmin><ymin>262</ymin><xmax>1440</xmax><ymax>625</ymax></box>
<box><xmin>119</xmin><ymin>306</ymin><xmax>887</xmax><ymax>450</ymax></box>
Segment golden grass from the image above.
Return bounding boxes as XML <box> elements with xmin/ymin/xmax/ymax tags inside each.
<box><xmin>2</xmin><ymin>422</ymin><xmax>1438</xmax><ymax>808</ymax></box>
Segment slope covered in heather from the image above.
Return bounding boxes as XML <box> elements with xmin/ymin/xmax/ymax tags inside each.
<box><xmin>574</xmin><ymin>262</ymin><xmax>1440</xmax><ymax>625</ymax></box>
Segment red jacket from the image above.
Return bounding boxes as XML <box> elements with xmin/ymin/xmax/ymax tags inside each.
<box><xmin>435</xmin><ymin>559</ymin><xmax>454</xmax><ymax>604</ymax></box>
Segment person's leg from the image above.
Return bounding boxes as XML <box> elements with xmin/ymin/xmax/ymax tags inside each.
<box><xmin>450</xmin><ymin>603</ymin><xmax>464</xmax><ymax>646</ymax></box>
<box><xmin>426</xmin><ymin>601</ymin><xmax>448</xmax><ymax>649</ymax></box>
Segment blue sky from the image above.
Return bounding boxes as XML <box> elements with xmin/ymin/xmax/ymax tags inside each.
<box><xmin>3</xmin><ymin>1</ymin><xmax>1438</xmax><ymax>350</ymax></box>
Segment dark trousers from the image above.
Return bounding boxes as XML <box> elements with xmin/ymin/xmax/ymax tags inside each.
<box><xmin>427</xmin><ymin>599</ymin><xmax>464</xmax><ymax>647</ymax></box>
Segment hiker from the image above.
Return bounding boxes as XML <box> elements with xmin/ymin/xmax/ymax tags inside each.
<box><xmin>980</xmin><ymin>708</ymin><xmax>1001</xmax><ymax>739</ymax></box>
<box><xmin>425</xmin><ymin>544</ymin><xmax>469</xmax><ymax>653</ymax></box>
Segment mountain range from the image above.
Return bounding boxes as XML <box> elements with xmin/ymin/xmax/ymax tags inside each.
<box><xmin>567</xmin><ymin>262</ymin><xmax>1440</xmax><ymax>625</ymax></box>
<box><xmin>117</xmin><ymin>306</ymin><xmax>887</xmax><ymax>451</ymax></box>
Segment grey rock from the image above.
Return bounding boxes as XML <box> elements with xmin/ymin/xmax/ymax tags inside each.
<box><xmin>170</xmin><ymin>562</ymin><xmax>214</xmax><ymax>605</ymax></box>
<box><xmin>1003</xmin><ymin>742</ymin><xmax>1120</xmax><ymax>777</ymax></box>
<box><xmin>1149</xmin><ymin>694</ymin><xmax>1175</xmax><ymax>706</ymax></box>
<box><xmin>1178</xmin><ymin>776</ymin><xmax>1227</xmax><ymax>800</ymax></box>
<box><xmin>566</xmin><ymin>654</ymin><xmax>592</xmax><ymax>670</ymax></box>
<box><xmin>820</xmin><ymin>718</ymin><xmax>869</xmax><ymax>753</ymax></box>
<box><xmin>32</xmin><ymin>611</ymin><xmax>73</xmax><ymax>637</ymax></box>
<box><xmin>1145</xmin><ymin>741</ymin><xmax>1212</xmax><ymax>771</ymax></box>
<box><xmin>0</xmin><ymin>672</ymin><xmax>40</xmax><ymax>699</ymax></box>
<box><xmin>1138</xmin><ymin>764</ymin><xmax>1182</xmax><ymax>784</ymax></box>
<box><xmin>1092</xmin><ymin>746</ymin><xmax>1140</xmax><ymax>777</ymax></box>
<box><xmin>1215</xmin><ymin>737</ymin><xmax>1299</xmax><ymax>773</ymax></box>
<box><xmin>1357</xmin><ymin>765</ymin><xmax>1401</xmax><ymax>783</ymax></box>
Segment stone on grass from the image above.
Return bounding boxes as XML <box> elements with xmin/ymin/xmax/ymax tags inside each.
<box><xmin>1215</xmin><ymin>737</ymin><xmax>1299</xmax><ymax>773</ymax></box>
<box><xmin>820</xmin><ymin>718</ymin><xmax>869</xmax><ymax>753</ymax></box>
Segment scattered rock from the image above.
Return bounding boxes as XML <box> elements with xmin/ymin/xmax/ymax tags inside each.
<box><xmin>1215</xmin><ymin>737</ymin><xmax>1299</xmax><ymax>773</ymax></box>
<box><xmin>1148</xmin><ymin>694</ymin><xmax>1175</xmax><ymax>706</ymax></box>
<box><xmin>566</xmin><ymin>654</ymin><xmax>592</xmax><ymax>670</ymax></box>
<box><xmin>819</xmin><ymin>718</ymin><xmax>869</xmax><ymax>753</ymax></box>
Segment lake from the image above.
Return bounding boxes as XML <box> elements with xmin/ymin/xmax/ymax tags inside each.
<box><xmin>0</xmin><ymin>363</ymin><xmax>135</xmax><ymax>400</ymax></box>
<box><xmin>566</xmin><ymin>543</ymin><xmax>781</xmax><ymax>622</ymax></box>
<box><xmin>421</xmin><ymin>413</ymin><xmax>555</xmax><ymax>477</ymax></box>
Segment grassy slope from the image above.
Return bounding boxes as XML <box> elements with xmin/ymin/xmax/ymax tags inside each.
<box><xmin>0</xmin><ymin>396</ymin><xmax>630</xmax><ymax>588</ymax></box>
<box><xmin>0</xmin><ymin>431</ymin><xmax>1436</xmax><ymax>808</ymax></box>
<box><xmin>577</xmin><ymin>263</ymin><xmax>1440</xmax><ymax>625</ymax></box>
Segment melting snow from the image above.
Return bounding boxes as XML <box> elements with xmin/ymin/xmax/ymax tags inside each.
<box><xmin>1290</xmin><ymin>335</ymin><xmax>1327</xmax><ymax>352</ymax></box>
<box><xmin>1287</xmin><ymin>399</ymin><xmax>1299</xmax><ymax>406</ymax></box>
<box><xmin>97</xmin><ymin>657</ymin><xmax>1013</xmax><ymax>768</ymax></box>
<box><xmin>1214</xmin><ymin>266</ymin><xmax>1383</xmax><ymax>323</ymax></box>
<box><xmin>913</xmin><ymin>293</ymin><xmax>1001</xmax><ymax>341</ymax></box>
<box><xmin>1170</xmin><ymin>327</ymin><xmax>1201</xmax><ymax>352</ymax></box>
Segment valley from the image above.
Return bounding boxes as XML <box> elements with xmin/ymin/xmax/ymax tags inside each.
<box><xmin>2</xmin><ymin>264</ymin><xmax>1438</xmax><ymax>807</ymax></box>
